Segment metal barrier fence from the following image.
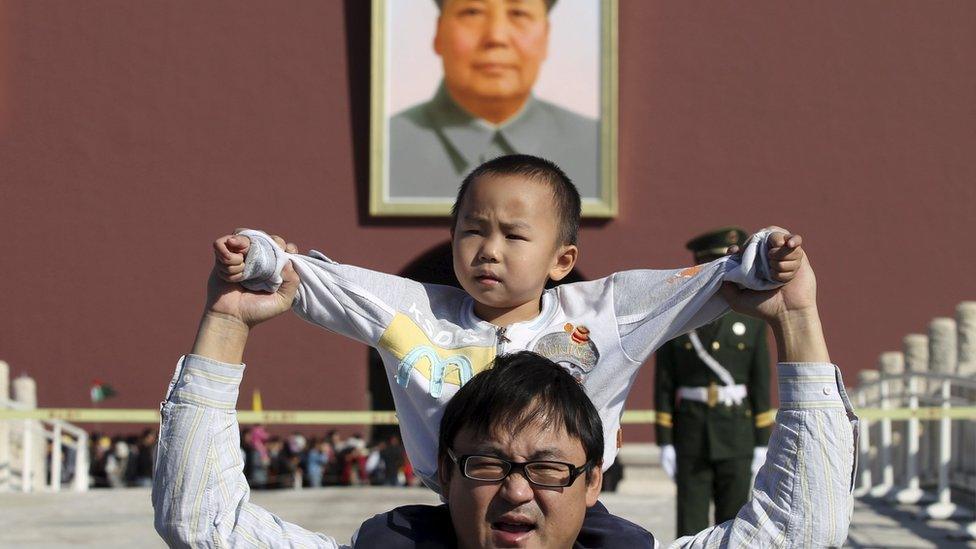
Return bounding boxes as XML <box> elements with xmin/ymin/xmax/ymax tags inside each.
<box><xmin>848</xmin><ymin>301</ymin><xmax>976</xmax><ymax>541</ymax></box>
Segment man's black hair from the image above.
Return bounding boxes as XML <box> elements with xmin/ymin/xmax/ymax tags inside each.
<box><xmin>450</xmin><ymin>154</ymin><xmax>582</xmax><ymax>246</ymax></box>
<box><xmin>438</xmin><ymin>351</ymin><xmax>604</xmax><ymax>481</ymax></box>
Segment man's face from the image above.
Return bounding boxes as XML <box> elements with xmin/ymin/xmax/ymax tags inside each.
<box><xmin>441</xmin><ymin>421</ymin><xmax>602</xmax><ymax>549</ymax></box>
<box><xmin>452</xmin><ymin>175</ymin><xmax>574</xmax><ymax>322</ymax></box>
<box><xmin>435</xmin><ymin>0</ymin><xmax>549</xmax><ymax>106</ymax></box>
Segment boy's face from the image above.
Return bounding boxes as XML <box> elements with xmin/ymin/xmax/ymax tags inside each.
<box><xmin>452</xmin><ymin>175</ymin><xmax>576</xmax><ymax>323</ymax></box>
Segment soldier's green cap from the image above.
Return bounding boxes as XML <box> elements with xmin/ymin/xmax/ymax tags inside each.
<box><xmin>686</xmin><ymin>227</ymin><xmax>749</xmax><ymax>261</ymax></box>
<box><xmin>434</xmin><ymin>0</ymin><xmax>557</xmax><ymax>10</ymax></box>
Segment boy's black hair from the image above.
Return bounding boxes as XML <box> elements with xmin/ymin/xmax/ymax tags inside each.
<box><xmin>438</xmin><ymin>351</ymin><xmax>604</xmax><ymax>481</ymax></box>
<box><xmin>450</xmin><ymin>154</ymin><xmax>582</xmax><ymax>246</ymax></box>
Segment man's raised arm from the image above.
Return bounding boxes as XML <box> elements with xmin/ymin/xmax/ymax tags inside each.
<box><xmin>152</xmin><ymin>239</ymin><xmax>348</xmax><ymax>548</ymax></box>
<box><xmin>671</xmin><ymin>234</ymin><xmax>856</xmax><ymax>548</ymax></box>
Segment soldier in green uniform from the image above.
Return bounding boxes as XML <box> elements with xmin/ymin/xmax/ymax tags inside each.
<box><xmin>654</xmin><ymin>227</ymin><xmax>774</xmax><ymax>537</ymax></box>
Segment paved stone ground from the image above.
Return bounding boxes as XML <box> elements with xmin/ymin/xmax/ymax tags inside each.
<box><xmin>0</xmin><ymin>484</ymin><xmax>673</xmax><ymax>547</ymax></box>
<box><xmin>847</xmin><ymin>497</ymin><xmax>976</xmax><ymax>549</ymax></box>
<box><xmin>2</xmin><ymin>463</ymin><xmax>976</xmax><ymax>548</ymax></box>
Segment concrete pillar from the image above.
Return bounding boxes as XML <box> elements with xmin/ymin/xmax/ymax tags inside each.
<box><xmin>929</xmin><ymin>318</ymin><xmax>958</xmax><ymax>375</ymax></box>
<box><xmin>895</xmin><ymin>374</ymin><xmax>925</xmax><ymax>504</ymax></box>
<box><xmin>904</xmin><ymin>334</ymin><xmax>930</xmax><ymax>372</ymax></box>
<box><xmin>858</xmin><ymin>369</ymin><xmax>880</xmax><ymax>402</ymax></box>
<box><xmin>871</xmin><ymin>357</ymin><xmax>898</xmax><ymax>498</ymax></box>
<box><xmin>923</xmin><ymin>379</ymin><xmax>962</xmax><ymax>519</ymax></box>
<box><xmin>904</xmin><ymin>333</ymin><xmax>929</xmax><ymax>393</ymax></box>
<box><xmin>930</xmin><ymin>317</ymin><xmax>967</xmax><ymax>484</ymax></box>
<box><xmin>13</xmin><ymin>375</ymin><xmax>43</xmax><ymax>493</ymax></box>
<box><xmin>854</xmin><ymin>390</ymin><xmax>874</xmax><ymax>497</ymax></box>
<box><xmin>856</xmin><ymin>369</ymin><xmax>881</xmax><ymax>496</ymax></box>
<box><xmin>932</xmin><ymin>319</ymin><xmax>959</xmax><ymax>488</ymax></box>
<box><xmin>958</xmin><ymin>302</ymin><xmax>976</xmax><ymax>375</ymax></box>
<box><xmin>879</xmin><ymin>352</ymin><xmax>906</xmax><ymax>488</ymax></box>
<box><xmin>904</xmin><ymin>334</ymin><xmax>933</xmax><ymax>483</ymax></box>
<box><xmin>878</xmin><ymin>351</ymin><xmax>905</xmax><ymax>396</ymax></box>
<box><xmin>0</xmin><ymin>361</ymin><xmax>9</xmax><ymax>492</ymax></box>
<box><xmin>956</xmin><ymin>303</ymin><xmax>976</xmax><ymax>497</ymax></box>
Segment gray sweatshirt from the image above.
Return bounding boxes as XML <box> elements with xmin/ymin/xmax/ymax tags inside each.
<box><xmin>238</xmin><ymin>229</ymin><xmax>780</xmax><ymax>491</ymax></box>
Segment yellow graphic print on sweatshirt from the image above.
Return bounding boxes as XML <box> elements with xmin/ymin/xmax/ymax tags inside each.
<box><xmin>380</xmin><ymin>313</ymin><xmax>496</xmax><ymax>398</ymax></box>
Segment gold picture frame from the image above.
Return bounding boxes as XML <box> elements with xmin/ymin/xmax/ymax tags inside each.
<box><xmin>369</xmin><ymin>0</ymin><xmax>618</xmax><ymax>217</ymax></box>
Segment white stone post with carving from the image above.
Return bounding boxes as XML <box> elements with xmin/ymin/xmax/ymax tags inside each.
<box><xmin>903</xmin><ymin>334</ymin><xmax>932</xmax><ymax>484</ymax></box>
<box><xmin>0</xmin><ymin>360</ymin><xmax>9</xmax><ymax>492</ymax></box>
<box><xmin>13</xmin><ymin>375</ymin><xmax>41</xmax><ymax>493</ymax></box>
<box><xmin>871</xmin><ymin>354</ymin><xmax>898</xmax><ymax>498</ymax></box>
<box><xmin>923</xmin><ymin>318</ymin><xmax>962</xmax><ymax>519</ymax></box>
<box><xmin>854</xmin><ymin>370</ymin><xmax>879</xmax><ymax>497</ymax></box>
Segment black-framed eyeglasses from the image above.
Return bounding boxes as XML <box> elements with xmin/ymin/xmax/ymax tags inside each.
<box><xmin>447</xmin><ymin>448</ymin><xmax>592</xmax><ymax>488</ymax></box>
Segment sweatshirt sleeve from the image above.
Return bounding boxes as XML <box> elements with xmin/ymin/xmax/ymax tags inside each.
<box><xmin>613</xmin><ymin>229</ymin><xmax>780</xmax><ymax>363</ymax></box>
<box><xmin>238</xmin><ymin>229</ymin><xmax>418</xmax><ymax>347</ymax></box>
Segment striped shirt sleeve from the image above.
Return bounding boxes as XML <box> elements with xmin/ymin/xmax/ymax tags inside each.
<box><xmin>152</xmin><ymin>355</ymin><xmax>349</xmax><ymax>549</ymax></box>
<box><xmin>670</xmin><ymin>363</ymin><xmax>857</xmax><ymax>548</ymax></box>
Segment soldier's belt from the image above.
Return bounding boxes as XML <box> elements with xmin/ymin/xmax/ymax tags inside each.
<box><xmin>678</xmin><ymin>383</ymin><xmax>747</xmax><ymax>407</ymax></box>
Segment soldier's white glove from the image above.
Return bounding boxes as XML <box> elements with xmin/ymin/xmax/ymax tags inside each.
<box><xmin>660</xmin><ymin>444</ymin><xmax>676</xmax><ymax>480</ymax></box>
<box><xmin>751</xmin><ymin>446</ymin><xmax>768</xmax><ymax>476</ymax></box>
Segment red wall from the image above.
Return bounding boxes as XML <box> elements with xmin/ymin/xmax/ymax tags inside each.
<box><xmin>1</xmin><ymin>1</ymin><xmax>974</xmax><ymax>440</ymax></box>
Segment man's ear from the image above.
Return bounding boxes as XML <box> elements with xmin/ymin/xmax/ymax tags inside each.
<box><xmin>438</xmin><ymin>453</ymin><xmax>452</xmax><ymax>500</ymax></box>
<box><xmin>548</xmin><ymin>244</ymin><xmax>579</xmax><ymax>282</ymax></box>
<box><xmin>584</xmin><ymin>464</ymin><xmax>603</xmax><ymax>507</ymax></box>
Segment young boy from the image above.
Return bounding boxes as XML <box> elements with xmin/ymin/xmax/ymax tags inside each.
<box><xmin>216</xmin><ymin>154</ymin><xmax>803</xmax><ymax>544</ymax></box>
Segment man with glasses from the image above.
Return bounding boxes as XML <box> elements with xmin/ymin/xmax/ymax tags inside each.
<box><xmin>353</xmin><ymin>351</ymin><xmax>645</xmax><ymax>547</ymax></box>
<box><xmin>154</xmin><ymin>234</ymin><xmax>856</xmax><ymax>547</ymax></box>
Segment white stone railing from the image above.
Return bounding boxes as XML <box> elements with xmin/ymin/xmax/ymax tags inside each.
<box><xmin>848</xmin><ymin>301</ymin><xmax>976</xmax><ymax>539</ymax></box>
<box><xmin>0</xmin><ymin>361</ymin><xmax>89</xmax><ymax>493</ymax></box>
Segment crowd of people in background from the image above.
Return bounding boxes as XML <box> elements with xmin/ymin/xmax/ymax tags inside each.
<box><xmin>48</xmin><ymin>425</ymin><xmax>623</xmax><ymax>491</ymax></box>
<box><xmin>49</xmin><ymin>426</ymin><xmax>622</xmax><ymax>491</ymax></box>
<box><xmin>72</xmin><ymin>427</ymin><xmax>419</xmax><ymax>490</ymax></box>
<box><xmin>85</xmin><ymin>428</ymin><xmax>158</xmax><ymax>488</ymax></box>
<box><xmin>239</xmin><ymin>428</ymin><xmax>416</xmax><ymax>489</ymax></box>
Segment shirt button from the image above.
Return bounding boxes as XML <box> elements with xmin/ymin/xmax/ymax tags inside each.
<box><xmin>822</xmin><ymin>386</ymin><xmax>832</xmax><ymax>396</ymax></box>
<box><xmin>183</xmin><ymin>374</ymin><xmax>193</xmax><ymax>383</ymax></box>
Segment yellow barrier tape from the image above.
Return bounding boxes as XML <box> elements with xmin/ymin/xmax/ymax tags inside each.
<box><xmin>853</xmin><ymin>407</ymin><xmax>976</xmax><ymax>421</ymax></box>
<box><xmin>0</xmin><ymin>408</ymin><xmax>658</xmax><ymax>425</ymax></box>
<box><xmin>6</xmin><ymin>407</ymin><xmax>976</xmax><ymax>425</ymax></box>
<box><xmin>0</xmin><ymin>408</ymin><xmax>161</xmax><ymax>423</ymax></box>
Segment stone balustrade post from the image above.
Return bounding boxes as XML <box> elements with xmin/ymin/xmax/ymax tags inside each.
<box><xmin>955</xmin><ymin>303</ymin><xmax>976</xmax><ymax>481</ymax></box>
<box><xmin>12</xmin><ymin>375</ymin><xmax>43</xmax><ymax>493</ymax></box>
<box><xmin>903</xmin><ymin>334</ymin><xmax>933</xmax><ymax>483</ymax></box>
<box><xmin>955</xmin><ymin>302</ymin><xmax>976</xmax><ymax>539</ymax></box>
<box><xmin>0</xmin><ymin>360</ymin><xmax>9</xmax><ymax>492</ymax></box>
<box><xmin>930</xmin><ymin>318</ymin><xmax>957</xmax><ymax>375</ymax></box>
<box><xmin>957</xmin><ymin>302</ymin><xmax>976</xmax><ymax>374</ymax></box>
<box><xmin>923</xmin><ymin>379</ymin><xmax>962</xmax><ymax>519</ymax></box>
<box><xmin>853</xmin><ymin>370</ymin><xmax>879</xmax><ymax>497</ymax></box>
<box><xmin>880</xmin><ymin>352</ymin><xmax>906</xmax><ymax>486</ymax></box>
